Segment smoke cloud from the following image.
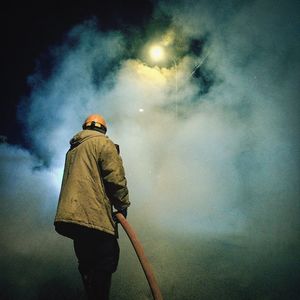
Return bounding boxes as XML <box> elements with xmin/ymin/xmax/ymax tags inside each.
<box><xmin>1</xmin><ymin>0</ymin><xmax>299</xmax><ymax>299</ymax></box>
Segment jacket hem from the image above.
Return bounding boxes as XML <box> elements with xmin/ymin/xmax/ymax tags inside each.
<box><xmin>54</xmin><ymin>219</ymin><xmax>115</xmax><ymax>236</ymax></box>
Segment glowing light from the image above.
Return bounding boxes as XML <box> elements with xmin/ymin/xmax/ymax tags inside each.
<box><xmin>149</xmin><ymin>45</ymin><xmax>165</xmax><ymax>61</ymax></box>
<box><xmin>139</xmin><ymin>108</ymin><xmax>144</xmax><ymax>112</ymax></box>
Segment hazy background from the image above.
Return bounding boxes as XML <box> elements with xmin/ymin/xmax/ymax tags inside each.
<box><xmin>1</xmin><ymin>0</ymin><xmax>299</xmax><ymax>299</ymax></box>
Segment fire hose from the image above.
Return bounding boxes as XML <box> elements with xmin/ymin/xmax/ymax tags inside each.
<box><xmin>115</xmin><ymin>213</ymin><xmax>164</xmax><ymax>300</ymax></box>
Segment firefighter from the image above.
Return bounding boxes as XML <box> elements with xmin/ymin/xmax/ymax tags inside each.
<box><xmin>54</xmin><ymin>114</ymin><xmax>130</xmax><ymax>300</ymax></box>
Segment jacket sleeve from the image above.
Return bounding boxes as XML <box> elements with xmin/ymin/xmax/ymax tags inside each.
<box><xmin>99</xmin><ymin>138</ymin><xmax>130</xmax><ymax>210</ymax></box>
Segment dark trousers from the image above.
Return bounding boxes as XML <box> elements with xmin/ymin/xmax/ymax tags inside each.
<box><xmin>73</xmin><ymin>231</ymin><xmax>120</xmax><ymax>300</ymax></box>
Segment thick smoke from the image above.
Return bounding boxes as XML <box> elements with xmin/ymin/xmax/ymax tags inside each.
<box><xmin>1</xmin><ymin>0</ymin><xmax>299</xmax><ymax>299</ymax></box>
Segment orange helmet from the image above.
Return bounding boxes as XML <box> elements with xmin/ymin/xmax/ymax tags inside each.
<box><xmin>82</xmin><ymin>114</ymin><xmax>107</xmax><ymax>130</ymax></box>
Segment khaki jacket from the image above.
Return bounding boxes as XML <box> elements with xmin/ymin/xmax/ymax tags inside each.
<box><xmin>54</xmin><ymin>129</ymin><xmax>130</xmax><ymax>237</ymax></box>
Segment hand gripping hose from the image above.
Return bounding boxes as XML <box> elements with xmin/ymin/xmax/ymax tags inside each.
<box><xmin>115</xmin><ymin>213</ymin><xmax>163</xmax><ymax>300</ymax></box>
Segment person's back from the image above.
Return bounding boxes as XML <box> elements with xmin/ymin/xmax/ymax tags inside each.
<box><xmin>54</xmin><ymin>114</ymin><xmax>130</xmax><ymax>300</ymax></box>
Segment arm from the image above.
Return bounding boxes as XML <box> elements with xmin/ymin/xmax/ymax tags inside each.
<box><xmin>99</xmin><ymin>138</ymin><xmax>130</xmax><ymax>211</ymax></box>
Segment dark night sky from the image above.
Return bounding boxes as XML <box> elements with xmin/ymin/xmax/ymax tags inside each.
<box><xmin>1</xmin><ymin>1</ymin><xmax>154</xmax><ymax>145</ymax></box>
<box><xmin>1</xmin><ymin>1</ymin><xmax>300</xmax><ymax>299</ymax></box>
